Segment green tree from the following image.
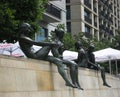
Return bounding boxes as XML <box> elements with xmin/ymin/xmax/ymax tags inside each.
<box><xmin>63</xmin><ymin>32</ymin><xmax>76</xmax><ymax>51</ymax></box>
<box><xmin>49</xmin><ymin>23</ymin><xmax>117</xmax><ymax>52</ymax></box>
<box><xmin>92</xmin><ymin>38</ymin><xmax>112</xmax><ymax>50</ymax></box>
<box><xmin>0</xmin><ymin>0</ymin><xmax>48</xmax><ymax>43</ymax></box>
<box><xmin>63</xmin><ymin>32</ymin><xmax>113</xmax><ymax>51</ymax></box>
<box><xmin>0</xmin><ymin>1</ymin><xmax>17</xmax><ymax>43</ymax></box>
<box><xmin>111</xmin><ymin>30</ymin><xmax>120</xmax><ymax>50</ymax></box>
<box><xmin>73</xmin><ymin>32</ymin><xmax>91</xmax><ymax>50</ymax></box>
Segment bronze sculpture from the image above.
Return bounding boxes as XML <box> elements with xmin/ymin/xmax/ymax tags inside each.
<box><xmin>87</xmin><ymin>44</ymin><xmax>111</xmax><ymax>87</ymax></box>
<box><xmin>18</xmin><ymin>23</ymin><xmax>76</xmax><ymax>88</ymax></box>
<box><xmin>52</xmin><ymin>29</ymin><xmax>83</xmax><ymax>90</ymax></box>
<box><xmin>75</xmin><ymin>41</ymin><xmax>111</xmax><ymax>87</ymax></box>
<box><xmin>74</xmin><ymin>41</ymin><xmax>88</xmax><ymax>68</ymax></box>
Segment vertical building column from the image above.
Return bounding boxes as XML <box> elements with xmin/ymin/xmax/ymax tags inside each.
<box><xmin>96</xmin><ymin>0</ymin><xmax>99</xmax><ymax>40</ymax></box>
<box><xmin>113</xmin><ymin>0</ymin><xmax>116</xmax><ymax>36</ymax></box>
<box><xmin>91</xmin><ymin>12</ymin><xmax>94</xmax><ymax>37</ymax></box>
<box><xmin>91</xmin><ymin>0</ymin><xmax>94</xmax><ymax>37</ymax></box>
<box><xmin>81</xmin><ymin>4</ymin><xmax>85</xmax><ymax>32</ymax></box>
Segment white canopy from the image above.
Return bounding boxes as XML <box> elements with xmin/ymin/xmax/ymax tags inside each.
<box><xmin>93</xmin><ymin>48</ymin><xmax>120</xmax><ymax>62</ymax></box>
<box><xmin>93</xmin><ymin>48</ymin><xmax>120</xmax><ymax>75</ymax></box>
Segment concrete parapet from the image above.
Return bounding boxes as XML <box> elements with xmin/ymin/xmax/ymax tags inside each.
<box><xmin>0</xmin><ymin>55</ymin><xmax>120</xmax><ymax>97</ymax></box>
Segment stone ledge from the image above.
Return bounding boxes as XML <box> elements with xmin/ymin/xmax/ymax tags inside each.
<box><xmin>0</xmin><ymin>55</ymin><xmax>120</xmax><ymax>97</ymax></box>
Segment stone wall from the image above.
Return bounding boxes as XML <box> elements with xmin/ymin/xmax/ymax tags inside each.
<box><xmin>0</xmin><ymin>55</ymin><xmax>120</xmax><ymax>97</ymax></box>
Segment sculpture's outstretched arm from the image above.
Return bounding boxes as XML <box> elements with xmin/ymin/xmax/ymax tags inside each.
<box><xmin>20</xmin><ymin>36</ymin><xmax>59</xmax><ymax>47</ymax></box>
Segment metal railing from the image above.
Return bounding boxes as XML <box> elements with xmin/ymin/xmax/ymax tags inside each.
<box><xmin>85</xmin><ymin>16</ymin><xmax>92</xmax><ymax>24</ymax></box>
<box><xmin>84</xmin><ymin>0</ymin><xmax>91</xmax><ymax>9</ymax></box>
<box><xmin>45</xmin><ymin>3</ymin><xmax>61</xmax><ymax>19</ymax></box>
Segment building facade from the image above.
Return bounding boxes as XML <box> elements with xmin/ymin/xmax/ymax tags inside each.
<box><xmin>66</xmin><ymin>0</ymin><xmax>120</xmax><ymax>41</ymax></box>
<box><xmin>35</xmin><ymin>0</ymin><xmax>66</xmax><ymax>41</ymax></box>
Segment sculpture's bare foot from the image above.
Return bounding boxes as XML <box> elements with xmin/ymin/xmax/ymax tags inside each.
<box><xmin>77</xmin><ymin>86</ymin><xmax>84</xmax><ymax>90</ymax></box>
<box><xmin>75</xmin><ymin>84</ymin><xmax>84</xmax><ymax>90</ymax></box>
<box><xmin>65</xmin><ymin>83</ymin><xmax>77</xmax><ymax>88</ymax></box>
<box><xmin>103</xmin><ymin>83</ymin><xmax>111</xmax><ymax>88</ymax></box>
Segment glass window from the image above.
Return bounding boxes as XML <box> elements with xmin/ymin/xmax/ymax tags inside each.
<box><xmin>35</xmin><ymin>28</ymin><xmax>48</xmax><ymax>42</ymax></box>
<box><xmin>66</xmin><ymin>0</ymin><xmax>70</xmax><ymax>3</ymax></box>
<box><xmin>66</xmin><ymin>6</ymin><xmax>71</xmax><ymax>20</ymax></box>
<box><xmin>67</xmin><ymin>22</ymin><xmax>71</xmax><ymax>33</ymax></box>
<box><xmin>84</xmin><ymin>0</ymin><xmax>90</xmax><ymax>3</ymax></box>
<box><xmin>85</xmin><ymin>26</ymin><xmax>90</xmax><ymax>33</ymax></box>
<box><xmin>85</xmin><ymin>25</ymin><xmax>91</xmax><ymax>37</ymax></box>
<box><xmin>84</xmin><ymin>9</ymin><xmax>90</xmax><ymax>17</ymax></box>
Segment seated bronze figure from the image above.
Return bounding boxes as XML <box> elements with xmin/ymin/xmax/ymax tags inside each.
<box><xmin>52</xmin><ymin>29</ymin><xmax>83</xmax><ymax>90</ymax></box>
<box><xmin>18</xmin><ymin>23</ymin><xmax>76</xmax><ymax>88</ymax></box>
<box><xmin>87</xmin><ymin>44</ymin><xmax>111</xmax><ymax>87</ymax></box>
<box><xmin>75</xmin><ymin>41</ymin><xmax>111</xmax><ymax>87</ymax></box>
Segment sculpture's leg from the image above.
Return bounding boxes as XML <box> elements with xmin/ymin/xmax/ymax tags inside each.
<box><xmin>74</xmin><ymin>65</ymin><xmax>84</xmax><ymax>90</ymax></box>
<box><xmin>51</xmin><ymin>47</ymin><xmax>61</xmax><ymax>58</ymax></box>
<box><xmin>99</xmin><ymin>66</ymin><xmax>111</xmax><ymax>87</ymax></box>
<box><xmin>35</xmin><ymin>46</ymin><xmax>51</xmax><ymax>59</ymax></box>
<box><xmin>63</xmin><ymin>60</ymin><xmax>83</xmax><ymax>90</ymax></box>
<box><xmin>46</xmin><ymin>56</ymin><xmax>77</xmax><ymax>88</ymax></box>
<box><xmin>69</xmin><ymin>65</ymin><xmax>77</xmax><ymax>85</ymax></box>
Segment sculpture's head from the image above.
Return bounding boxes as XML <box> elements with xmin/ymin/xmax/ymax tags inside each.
<box><xmin>75</xmin><ymin>41</ymin><xmax>82</xmax><ymax>50</ymax></box>
<box><xmin>19</xmin><ymin>23</ymin><xmax>33</xmax><ymax>36</ymax></box>
<box><xmin>88</xmin><ymin>44</ymin><xmax>95</xmax><ymax>52</ymax></box>
<box><xmin>54</xmin><ymin>29</ymin><xmax>64</xmax><ymax>40</ymax></box>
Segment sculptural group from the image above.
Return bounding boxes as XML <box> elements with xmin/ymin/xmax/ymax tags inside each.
<box><xmin>19</xmin><ymin>23</ymin><xmax>111</xmax><ymax>90</ymax></box>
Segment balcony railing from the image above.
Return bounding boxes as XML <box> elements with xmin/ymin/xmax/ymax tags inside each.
<box><xmin>84</xmin><ymin>0</ymin><xmax>91</xmax><ymax>9</ymax></box>
<box><xmin>94</xmin><ymin>7</ymin><xmax>97</xmax><ymax>13</ymax></box>
<box><xmin>108</xmin><ymin>4</ymin><xmax>113</xmax><ymax>11</ymax></box>
<box><xmin>94</xmin><ymin>22</ymin><xmax>97</xmax><ymax>27</ymax></box>
<box><xmin>100</xmin><ymin>0</ymin><xmax>105</xmax><ymax>3</ymax></box>
<box><xmin>99</xmin><ymin>25</ymin><xmax>107</xmax><ymax>32</ymax></box>
<box><xmin>110</xmin><ymin>30</ymin><xmax>113</xmax><ymax>35</ymax></box>
<box><xmin>105</xmin><ymin>28</ymin><xmax>113</xmax><ymax>35</ymax></box>
<box><xmin>45</xmin><ymin>3</ymin><xmax>61</xmax><ymax>19</ymax></box>
<box><xmin>99</xmin><ymin>25</ymin><xmax>104</xmax><ymax>29</ymax></box>
<box><xmin>66</xmin><ymin>0</ymin><xmax>70</xmax><ymax>3</ymax></box>
<box><xmin>85</xmin><ymin>16</ymin><xmax>92</xmax><ymax>24</ymax></box>
<box><xmin>99</xmin><ymin>11</ymin><xmax>104</xmax><ymax>16</ymax></box>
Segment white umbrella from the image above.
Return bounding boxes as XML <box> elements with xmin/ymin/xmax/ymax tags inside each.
<box><xmin>93</xmin><ymin>48</ymin><xmax>120</xmax><ymax>75</ymax></box>
<box><xmin>93</xmin><ymin>48</ymin><xmax>120</xmax><ymax>62</ymax></box>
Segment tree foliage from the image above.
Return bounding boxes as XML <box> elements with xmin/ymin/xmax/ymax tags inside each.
<box><xmin>0</xmin><ymin>0</ymin><xmax>48</xmax><ymax>43</ymax></box>
<box><xmin>63</xmin><ymin>32</ymin><xmax>113</xmax><ymax>51</ymax></box>
<box><xmin>111</xmin><ymin>30</ymin><xmax>120</xmax><ymax>50</ymax></box>
<box><xmin>48</xmin><ymin>24</ymin><xmax>120</xmax><ymax>52</ymax></box>
<box><xmin>0</xmin><ymin>1</ymin><xmax>17</xmax><ymax>42</ymax></box>
<box><xmin>63</xmin><ymin>33</ymin><xmax>76</xmax><ymax>50</ymax></box>
<box><xmin>48</xmin><ymin>23</ymin><xmax>113</xmax><ymax>51</ymax></box>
